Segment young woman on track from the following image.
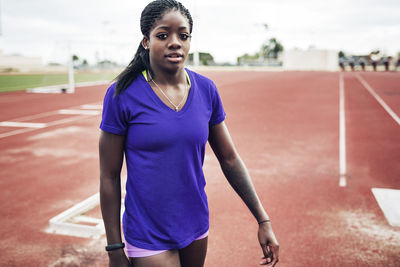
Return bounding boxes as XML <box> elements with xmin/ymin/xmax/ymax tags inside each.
<box><xmin>99</xmin><ymin>1</ymin><xmax>279</xmax><ymax>266</ymax></box>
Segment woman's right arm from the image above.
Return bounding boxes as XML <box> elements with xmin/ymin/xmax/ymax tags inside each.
<box><xmin>99</xmin><ymin>130</ymin><xmax>130</xmax><ymax>266</ymax></box>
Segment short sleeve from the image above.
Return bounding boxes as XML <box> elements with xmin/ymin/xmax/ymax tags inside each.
<box><xmin>100</xmin><ymin>84</ymin><xmax>128</xmax><ymax>135</ymax></box>
<box><xmin>209</xmin><ymin>82</ymin><xmax>226</xmax><ymax>126</ymax></box>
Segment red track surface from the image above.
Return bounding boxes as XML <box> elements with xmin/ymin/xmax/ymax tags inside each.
<box><xmin>0</xmin><ymin>71</ymin><xmax>399</xmax><ymax>266</ymax></box>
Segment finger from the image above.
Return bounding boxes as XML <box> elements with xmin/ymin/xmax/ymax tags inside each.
<box><xmin>259</xmin><ymin>258</ymin><xmax>267</xmax><ymax>265</ymax></box>
<box><xmin>260</xmin><ymin>246</ymin><xmax>273</xmax><ymax>265</ymax></box>
<box><xmin>269</xmin><ymin>245</ymin><xmax>280</xmax><ymax>267</ymax></box>
<box><xmin>261</xmin><ymin>244</ymin><xmax>270</xmax><ymax>259</ymax></box>
<box><xmin>271</xmin><ymin>243</ymin><xmax>279</xmax><ymax>259</ymax></box>
<box><xmin>262</xmin><ymin>247</ymin><xmax>276</xmax><ymax>266</ymax></box>
<box><xmin>271</xmin><ymin>256</ymin><xmax>279</xmax><ymax>267</ymax></box>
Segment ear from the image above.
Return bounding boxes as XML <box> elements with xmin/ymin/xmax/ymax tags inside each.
<box><xmin>142</xmin><ymin>36</ymin><xmax>149</xmax><ymax>50</ymax></box>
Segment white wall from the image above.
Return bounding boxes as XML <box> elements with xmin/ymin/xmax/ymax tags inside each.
<box><xmin>0</xmin><ymin>50</ymin><xmax>43</xmax><ymax>71</ymax></box>
<box><xmin>283</xmin><ymin>48</ymin><xmax>339</xmax><ymax>71</ymax></box>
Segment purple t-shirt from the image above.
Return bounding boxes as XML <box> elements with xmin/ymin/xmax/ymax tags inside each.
<box><xmin>100</xmin><ymin>68</ymin><xmax>225</xmax><ymax>250</ymax></box>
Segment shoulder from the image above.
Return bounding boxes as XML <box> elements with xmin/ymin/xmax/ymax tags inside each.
<box><xmin>106</xmin><ymin>74</ymin><xmax>147</xmax><ymax>98</ymax></box>
<box><xmin>186</xmin><ymin>68</ymin><xmax>216</xmax><ymax>88</ymax></box>
<box><xmin>104</xmin><ymin>82</ymin><xmax>117</xmax><ymax>99</ymax></box>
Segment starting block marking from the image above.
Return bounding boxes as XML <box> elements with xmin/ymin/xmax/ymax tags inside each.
<box><xmin>45</xmin><ymin>193</ymin><xmax>105</xmax><ymax>239</ymax></box>
<box><xmin>46</xmin><ymin>183</ymin><xmax>126</xmax><ymax>239</ymax></box>
<box><xmin>372</xmin><ymin>188</ymin><xmax>400</xmax><ymax>227</ymax></box>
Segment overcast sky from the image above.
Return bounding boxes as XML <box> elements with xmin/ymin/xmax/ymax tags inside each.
<box><xmin>1</xmin><ymin>0</ymin><xmax>399</xmax><ymax>64</ymax></box>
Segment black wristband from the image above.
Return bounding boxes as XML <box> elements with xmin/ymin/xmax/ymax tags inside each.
<box><xmin>105</xmin><ymin>242</ymin><xmax>125</xmax><ymax>251</ymax></box>
<box><xmin>258</xmin><ymin>219</ymin><xmax>271</xmax><ymax>225</ymax></box>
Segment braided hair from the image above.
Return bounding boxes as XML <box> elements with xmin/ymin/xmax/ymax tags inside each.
<box><xmin>114</xmin><ymin>0</ymin><xmax>193</xmax><ymax>95</ymax></box>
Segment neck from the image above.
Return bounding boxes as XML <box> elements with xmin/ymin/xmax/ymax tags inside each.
<box><xmin>149</xmin><ymin>66</ymin><xmax>186</xmax><ymax>86</ymax></box>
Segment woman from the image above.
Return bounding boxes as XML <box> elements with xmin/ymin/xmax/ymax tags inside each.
<box><xmin>99</xmin><ymin>1</ymin><xmax>279</xmax><ymax>266</ymax></box>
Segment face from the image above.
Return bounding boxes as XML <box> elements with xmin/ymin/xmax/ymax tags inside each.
<box><xmin>142</xmin><ymin>10</ymin><xmax>191</xmax><ymax>74</ymax></box>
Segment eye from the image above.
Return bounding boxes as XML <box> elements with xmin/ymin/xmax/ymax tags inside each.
<box><xmin>180</xmin><ymin>33</ymin><xmax>191</xmax><ymax>40</ymax></box>
<box><xmin>156</xmin><ymin>33</ymin><xmax>168</xmax><ymax>40</ymax></box>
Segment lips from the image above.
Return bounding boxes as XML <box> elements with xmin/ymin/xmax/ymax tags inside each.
<box><xmin>165</xmin><ymin>52</ymin><xmax>184</xmax><ymax>63</ymax></box>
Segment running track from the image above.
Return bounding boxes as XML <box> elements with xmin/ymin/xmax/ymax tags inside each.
<box><xmin>0</xmin><ymin>70</ymin><xmax>399</xmax><ymax>266</ymax></box>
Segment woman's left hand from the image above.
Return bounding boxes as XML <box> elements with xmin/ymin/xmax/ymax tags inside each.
<box><xmin>257</xmin><ymin>222</ymin><xmax>279</xmax><ymax>266</ymax></box>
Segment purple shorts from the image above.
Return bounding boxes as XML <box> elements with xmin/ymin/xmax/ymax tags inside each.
<box><xmin>126</xmin><ymin>230</ymin><xmax>209</xmax><ymax>258</ymax></box>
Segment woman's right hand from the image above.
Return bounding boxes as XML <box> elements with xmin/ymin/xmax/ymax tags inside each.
<box><xmin>257</xmin><ymin>222</ymin><xmax>279</xmax><ymax>266</ymax></box>
<box><xmin>108</xmin><ymin>249</ymin><xmax>131</xmax><ymax>267</ymax></box>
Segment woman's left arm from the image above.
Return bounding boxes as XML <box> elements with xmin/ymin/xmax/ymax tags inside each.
<box><xmin>208</xmin><ymin>122</ymin><xmax>279</xmax><ymax>266</ymax></box>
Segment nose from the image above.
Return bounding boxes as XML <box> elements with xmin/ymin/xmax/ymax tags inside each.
<box><xmin>168</xmin><ymin>34</ymin><xmax>181</xmax><ymax>49</ymax></box>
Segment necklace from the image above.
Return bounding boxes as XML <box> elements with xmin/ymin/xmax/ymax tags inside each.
<box><xmin>148</xmin><ymin>72</ymin><xmax>188</xmax><ymax>112</ymax></box>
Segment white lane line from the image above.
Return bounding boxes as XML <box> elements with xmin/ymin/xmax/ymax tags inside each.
<box><xmin>80</xmin><ymin>104</ymin><xmax>103</xmax><ymax>110</ymax></box>
<box><xmin>372</xmin><ymin>188</ymin><xmax>400</xmax><ymax>227</ymax></box>
<box><xmin>0</xmin><ymin>115</ymin><xmax>93</xmax><ymax>139</ymax></box>
<box><xmin>339</xmin><ymin>73</ymin><xmax>347</xmax><ymax>187</ymax></box>
<box><xmin>27</xmin><ymin>80</ymin><xmax>110</xmax><ymax>94</ymax></box>
<box><xmin>356</xmin><ymin>74</ymin><xmax>400</xmax><ymax>126</ymax></box>
<box><xmin>3</xmin><ymin>102</ymin><xmax>102</xmax><ymax>122</ymax></box>
<box><xmin>7</xmin><ymin>111</ymin><xmax>57</xmax><ymax>123</ymax></box>
<box><xmin>0</xmin><ymin>127</ymin><xmax>39</xmax><ymax>139</ymax></box>
<box><xmin>44</xmin><ymin>114</ymin><xmax>95</xmax><ymax>128</ymax></box>
<box><xmin>0</xmin><ymin>102</ymin><xmax>102</xmax><ymax>139</ymax></box>
<box><xmin>58</xmin><ymin>109</ymin><xmax>101</xmax><ymax>115</ymax></box>
<box><xmin>0</xmin><ymin>121</ymin><xmax>47</xmax><ymax>128</ymax></box>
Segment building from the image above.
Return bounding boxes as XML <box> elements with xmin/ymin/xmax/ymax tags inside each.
<box><xmin>283</xmin><ymin>48</ymin><xmax>338</xmax><ymax>71</ymax></box>
<box><xmin>0</xmin><ymin>50</ymin><xmax>43</xmax><ymax>72</ymax></box>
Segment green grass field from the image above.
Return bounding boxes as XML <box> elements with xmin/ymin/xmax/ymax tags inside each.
<box><xmin>0</xmin><ymin>72</ymin><xmax>119</xmax><ymax>93</ymax></box>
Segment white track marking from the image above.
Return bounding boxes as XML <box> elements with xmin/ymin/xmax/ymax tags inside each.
<box><xmin>80</xmin><ymin>104</ymin><xmax>103</xmax><ymax>110</ymax></box>
<box><xmin>0</xmin><ymin>102</ymin><xmax>102</xmax><ymax>139</ymax></box>
<box><xmin>45</xmin><ymin>176</ymin><xmax>126</xmax><ymax>238</ymax></box>
<box><xmin>58</xmin><ymin>109</ymin><xmax>101</xmax><ymax>115</ymax></box>
<box><xmin>356</xmin><ymin>74</ymin><xmax>400</xmax><ymax>126</ymax></box>
<box><xmin>4</xmin><ymin>102</ymin><xmax>102</xmax><ymax>122</ymax></box>
<box><xmin>27</xmin><ymin>81</ymin><xmax>110</xmax><ymax>94</ymax></box>
<box><xmin>0</xmin><ymin>114</ymin><xmax>94</xmax><ymax>139</ymax></box>
<box><xmin>72</xmin><ymin>215</ymin><xmax>103</xmax><ymax>225</ymax></box>
<box><xmin>0</xmin><ymin>127</ymin><xmax>40</xmax><ymax>139</ymax></box>
<box><xmin>7</xmin><ymin>111</ymin><xmax>58</xmax><ymax>123</ymax></box>
<box><xmin>45</xmin><ymin>193</ymin><xmax>104</xmax><ymax>238</ymax></box>
<box><xmin>339</xmin><ymin>73</ymin><xmax>347</xmax><ymax>187</ymax></box>
<box><xmin>372</xmin><ymin>188</ymin><xmax>400</xmax><ymax>227</ymax></box>
<box><xmin>45</xmin><ymin>114</ymin><xmax>95</xmax><ymax>127</ymax></box>
<box><xmin>0</xmin><ymin>121</ymin><xmax>47</xmax><ymax>128</ymax></box>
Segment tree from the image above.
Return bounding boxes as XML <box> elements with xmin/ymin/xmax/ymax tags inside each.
<box><xmin>81</xmin><ymin>59</ymin><xmax>89</xmax><ymax>69</ymax></box>
<box><xmin>72</xmin><ymin>54</ymin><xmax>79</xmax><ymax>62</ymax></box>
<box><xmin>188</xmin><ymin>52</ymin><xmax>215</xmax><ymax>65</ymax></box>
<box><xmin>72</xmin><ymin>54</ymin><xmax>80</xmax><ymax>68</ymax></box>
<box><xmin>237</xmin><ymin>52</ymin><xmax>260</xmax><ymax>64</ymax></box>
<box><xmin>261</xmin><ymin>38</ymin><xmax>284</xmax><ymax>59</ymax></box>
<box><xmin>97</xmin><ymin>59</ymin><xmax>118</xmax><ymax>68</ymax></box>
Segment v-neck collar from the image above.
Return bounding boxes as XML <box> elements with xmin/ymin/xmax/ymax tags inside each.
<box><xmin>142</xmin><ymin>69</ymin><xmax>193</xmax><ymax>114</ymax></box>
